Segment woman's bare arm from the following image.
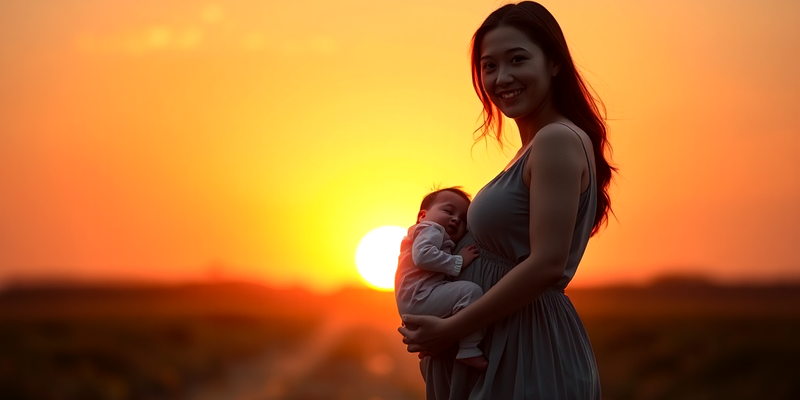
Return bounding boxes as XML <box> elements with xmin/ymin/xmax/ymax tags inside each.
<box><xmin>400</xmin><ymin>124</ymin><xmax>588</xmax><ymax>353</ymax></box>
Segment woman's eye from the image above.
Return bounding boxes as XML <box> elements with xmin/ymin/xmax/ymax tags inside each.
<box><xmin>511</xmin><ymin>56</ymin><xmax>527</xmax><ymax>63</ymax></box>
<box><xmin>482</xmin><ymin>63</ymin><xmax>495</xmax><ymax>70</ymax></box>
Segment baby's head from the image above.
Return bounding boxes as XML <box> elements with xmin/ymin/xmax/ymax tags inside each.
<box><xmin>417</xmin><ymin>187</ymin><xmax>472</xmax><ymax>242</ymax></box>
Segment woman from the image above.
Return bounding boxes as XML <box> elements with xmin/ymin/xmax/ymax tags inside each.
<box><xmin>398</xmin><ymin>2</ymin><xmax>615</xmax><ymax>399</ymax></box>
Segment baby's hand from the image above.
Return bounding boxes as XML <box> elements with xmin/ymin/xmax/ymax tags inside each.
<box><xmin>458</xmin><ymin>245</ymin><xmax>480</xmax><ymax>267</ymax></box>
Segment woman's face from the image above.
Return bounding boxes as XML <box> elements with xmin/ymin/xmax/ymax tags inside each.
<box><xmin>479</xmin><ymin>26</ymin><xmax>559</xmax><ymax>120</ymax></box>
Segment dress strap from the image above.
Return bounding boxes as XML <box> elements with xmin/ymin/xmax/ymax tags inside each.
<box><xmin>555</xmin><ymin>122</ymin><xmax>594</xmax><ymax>176</ymax></box>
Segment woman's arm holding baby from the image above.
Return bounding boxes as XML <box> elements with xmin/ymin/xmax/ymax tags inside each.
<box><xmin>400</xmin><ymin>126</ymin><xmax>586</xmax><ymax>355</ymax></box>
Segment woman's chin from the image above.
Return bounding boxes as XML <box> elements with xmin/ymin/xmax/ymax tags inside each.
<box><xmin>497</xmin><ymin>106</ymin><xmax>530</xmax><ymax>120</ymax></box>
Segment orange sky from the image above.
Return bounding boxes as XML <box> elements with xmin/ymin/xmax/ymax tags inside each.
<box><xmin>1</xmin><ymin>0</ymin><xmax>798</xmax><ymax>292</ymax></box>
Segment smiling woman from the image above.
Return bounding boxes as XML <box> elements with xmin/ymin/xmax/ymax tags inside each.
<box><xmin>355</xmin><ymin>225</ymin><xmax>407</xmax><ymax>291</ymax></box>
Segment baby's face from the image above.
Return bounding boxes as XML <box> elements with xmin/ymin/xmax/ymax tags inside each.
<box><xmin>419</xmin><ymin>191</ymin><xmax>470</xmax><ymax>242</ymax></box>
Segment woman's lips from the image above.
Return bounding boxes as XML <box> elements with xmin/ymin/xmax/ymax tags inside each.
<box><xmin>499</xmin><ymin>88</ymin><xmax>524</xmax><ymax>101</ymax></box>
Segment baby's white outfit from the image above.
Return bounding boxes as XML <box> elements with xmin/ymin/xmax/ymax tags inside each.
<box><xmin>395</xmin><ymin>221</ymin><xmax>484</xmax><ymax>359</ymax></box>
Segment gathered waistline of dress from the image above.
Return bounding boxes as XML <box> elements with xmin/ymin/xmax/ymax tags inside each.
<box><xmin>476</xmin><ymin>247</ymin><xmax>516</xmax><ymax>268</ymax></box>
<box><xmin>477</xmin><ymin>247</ymin><xmax>567</xmax><ymax>294</ymax></box>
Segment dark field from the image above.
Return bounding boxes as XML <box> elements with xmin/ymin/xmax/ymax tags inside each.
<box><xmin>1</xmin><ymin>281</ymin><xmax>799</xmax><ymax>400</ymax></box>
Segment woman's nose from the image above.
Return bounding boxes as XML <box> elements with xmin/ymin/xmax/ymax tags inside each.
<box><xmin>496</xmin><ymin>66</ymin><xmax>514</xmax><ymax>85</ymax></box>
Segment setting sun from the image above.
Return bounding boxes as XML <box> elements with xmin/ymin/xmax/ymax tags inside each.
<box><xmin>355</xmin><ymin>226</ymin><xmax>407</xmax><ymax>291</ymax></box>
<box><xmin>0</xmin><ymin>0</ymin><xmax>798</xmax><ymax>293</ymax></box>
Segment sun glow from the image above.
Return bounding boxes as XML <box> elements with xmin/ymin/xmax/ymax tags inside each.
<box><xmin>355</xmin><ymin>226</ymin><xmax>407</xmax><ymax>291</ymax></box>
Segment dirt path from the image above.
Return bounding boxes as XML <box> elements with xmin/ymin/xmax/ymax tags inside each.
<box><xmin>185</xmin><ymin>312</ymin><xmax>396</xmax><ymax>400</ymax></box>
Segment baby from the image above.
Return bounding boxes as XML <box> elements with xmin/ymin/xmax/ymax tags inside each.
<box><xmin>394</xmin><ymin>187</ymin><xmax>487</xmax><ymax>370</ymax></box>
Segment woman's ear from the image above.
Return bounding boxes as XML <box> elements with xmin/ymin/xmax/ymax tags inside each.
<box><xmin>417</xmin><ymin>210</ymin><xmax>426</xmax><ymax>223</ymax></box>
<box><xmin>551</xmin><ymin>63</ymin><xmax>560</xmax><ymax>77</ymax></box>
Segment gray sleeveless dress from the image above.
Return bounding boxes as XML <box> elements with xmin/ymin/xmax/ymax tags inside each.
<box><xmin>420</xmin><ymin>123</ymin><xmax>601</xmax><ymax>400</ymax></box>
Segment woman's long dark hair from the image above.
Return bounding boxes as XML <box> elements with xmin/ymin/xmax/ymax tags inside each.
<box><xmin>470</xmin><ymin>1</ymin><xmax>616</xmax><ymax>236</ymax></box>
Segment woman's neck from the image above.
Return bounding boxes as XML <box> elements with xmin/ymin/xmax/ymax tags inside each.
<box><xmin>514</xmin><ymin>98</ymin><xmax>563</xmax><ymax>146</ymax></box>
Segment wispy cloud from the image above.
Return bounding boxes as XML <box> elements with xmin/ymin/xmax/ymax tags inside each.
<box><xmin>280</xmin><ymin>36</ymin><xmax>340</xmax><ymax>56</ymax></box>
<box><xmin>240</xmin><ymin>32</ymin><xmax>266</xmax><ymax>52</ymax></box>
<box><xmin>73</xmin><ymin>26</ymin><xmax>204</xmax><ymax>54</ymax></box>
<box><xmin>71</xmin><ymin>4</ymin><xmax>222</xmax><ymax>54</ymax></box>
<box><xmin>200</xmin><ymin>4</ymin><xmax>224</xmax><ymax>25</ymax></box>
<box><xmin>71</xmin><ymin>4</ymin><xmax>339</xmax><ymax>56</ymax></box>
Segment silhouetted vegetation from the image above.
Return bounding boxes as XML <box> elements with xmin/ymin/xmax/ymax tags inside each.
<box><xmin>1</xmin><ymin>280</ymin><xmax>798</xmax><ymax>399</ymax></box>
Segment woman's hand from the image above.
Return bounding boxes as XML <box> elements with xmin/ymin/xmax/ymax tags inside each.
<box><xmin>398</xmin><ymin>314</ymin><xmax>459</xmax><ymax>358</ymax></box>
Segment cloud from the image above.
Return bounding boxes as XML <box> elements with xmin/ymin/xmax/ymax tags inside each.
<box><xmin>70</xmin><ymin>4</ymin><xmax>339</xmax><ymax>57</ymax></box>
<box><xmin>241</xmin><ymin>33</ymin><xmax>266</xmax><ymax>52</ymax></box>
<box><xmin>176</xmin><ymin>28</ymin><xmax>204</xmax><ymax>50</ymax></box>
<box><xmin>200</xmin><ymin>4</ymin><xmax>224</xmax><ymax>24</ymax></box>
<box><xmin>73</xmin><ymin>26</ymin><xmax>205</xmax><ymax>55</ymax></box>
<box><xmin>72</xmin><ymin>4</ymin><xmax>219</xmax><ymax>55</ymax></box>
<box><xmin>280</xmin><ymin>35</ymin><xmax>340</xmax><ymax>56</ymax></box>
<box><xmin>147</xmin><ymin>26</ymin><xmax>172</xmax><ymax>49</ymax></box>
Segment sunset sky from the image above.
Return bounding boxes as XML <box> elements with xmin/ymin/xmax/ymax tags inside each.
<box><xmin>1</xmin><ymin>0</ymin><xmax>798</xmax><ymax>293</ymax></box>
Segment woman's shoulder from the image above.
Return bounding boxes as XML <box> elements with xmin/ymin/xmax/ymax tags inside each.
<box><xmin>526</xmin><ymin>120</ymin><xmax>593</xmax><ymax>184</ymax></box>
<box><xmin>532</xmin><ymin>121</ymin><xmax>587</xmax><ymax>152</ymax></box>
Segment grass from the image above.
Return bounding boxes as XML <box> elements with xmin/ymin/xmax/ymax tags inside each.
<box><xmin>1</xmin><ymin>281</ymin><xmax>799</xmax><ymax>399</ymax></box>
<box><xmin>585</xmin><ymin>316</ymin><xmax>800</xmax><ymax>400</ymax></box>
<box><xmin>0</xmin><ymin>315</ymin><xmax>317</xmax><ymax>400</ymax></box>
